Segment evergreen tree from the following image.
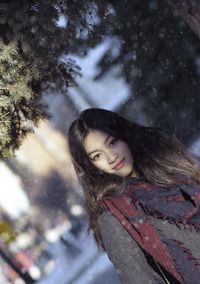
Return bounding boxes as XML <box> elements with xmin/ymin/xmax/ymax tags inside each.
<box><xmin>93</xmin><ymin>0</ymin><xmax>200</xmax><ymax>144</ymax></box>
<box><xmin>0</xmin><ymin>0</ymin><xmax>95</xmax><ymax>158</ymax></box>
<box><xmin>1</xmin><ymin>0</ymin><xmax>200</xmax><ymax>159</ymax></box>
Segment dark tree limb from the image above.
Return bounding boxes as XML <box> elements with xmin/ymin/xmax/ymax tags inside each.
<box><xmin>166</xmin><ymin>0</ymin><xmax>200</xmax><ymax>39</ymax></box>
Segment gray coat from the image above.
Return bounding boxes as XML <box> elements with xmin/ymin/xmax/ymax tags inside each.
<box><xmin>98</xmin><ymin>209</ymin><xmax>200</xmax><ymax>284</ymax></box>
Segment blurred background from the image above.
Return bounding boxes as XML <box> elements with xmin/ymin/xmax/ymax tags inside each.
<box><xmin>1</xmin><ymin>0</ymin><xmax>200</xmax><ymax>283</ymax></box>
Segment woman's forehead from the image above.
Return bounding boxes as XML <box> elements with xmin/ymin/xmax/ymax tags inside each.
<box><xmin>84</xmin><ymin>129</ymin><xmax>110</xmax><ymax>153</ymax></box>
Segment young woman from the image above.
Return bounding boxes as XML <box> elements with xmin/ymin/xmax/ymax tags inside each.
<box><xmin>68</xmin><ymin>108</ymin><xmax>200</xmax><ymax>284</ymax></box>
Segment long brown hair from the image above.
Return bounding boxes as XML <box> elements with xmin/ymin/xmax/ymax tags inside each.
<box><xmin>68</xmin><ymin>108</ymin><xmax>200</xmax><ymax>249</ymax></box>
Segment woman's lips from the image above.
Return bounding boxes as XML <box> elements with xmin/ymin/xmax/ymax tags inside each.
<box><xmin>112</xmin><ymin>158</ymin><xmax>125</xmax><ymax>170</ymax></box>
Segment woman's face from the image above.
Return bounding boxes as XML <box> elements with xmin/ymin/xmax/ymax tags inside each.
<box><xmin>84</xmin><ymin>129</ymin><xmax>135</xmax><ymax>177</ymax></box>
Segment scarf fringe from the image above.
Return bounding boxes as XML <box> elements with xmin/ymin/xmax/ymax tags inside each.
<box><xmin>174</xmin><ymin>239</ymin><xmax>200</xmax><ymax>269</ymax></box>
<box><xmin>132</xmin><ymin>198</ymin><xmax>200</xmax><ymax>234</ymax></box>
<box><xmin>163</xmin><ymin>239</ymin><xmax>200</xmax><ymax>284</ymax></box>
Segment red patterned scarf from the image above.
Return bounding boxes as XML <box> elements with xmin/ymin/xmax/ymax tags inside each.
<box><xmin>103</xmin><ymin>178</ymin><xmax>200</xmax><ymax>284</ymax></box>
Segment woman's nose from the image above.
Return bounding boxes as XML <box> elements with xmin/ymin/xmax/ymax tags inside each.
<box><xmin>107</xmin><ymin>151</ymin><xmax>118</xmax><ymax>164</ymax></box>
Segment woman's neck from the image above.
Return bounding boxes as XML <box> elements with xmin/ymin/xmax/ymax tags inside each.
<box><xmin>127</xmin><ymin>169</ymin><xmax>139</xmax><ymax>178</ymax></box>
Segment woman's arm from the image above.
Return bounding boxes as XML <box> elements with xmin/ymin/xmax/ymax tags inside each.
<box><xmin>98</xmin><ymin>210</ymin><xmax>166</xmax><ymax>284</ymax></box>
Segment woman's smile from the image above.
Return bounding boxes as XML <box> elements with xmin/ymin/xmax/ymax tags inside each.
<box><xmin>112</xmin><ymin>158</ymin><xmax>125</xmax><ymax>170</ymax></box>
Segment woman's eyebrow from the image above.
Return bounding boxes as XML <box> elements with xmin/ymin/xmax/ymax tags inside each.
<box><xmin>104</xmin><ymin>135</ymin><xmax>111</xmax><ymax>144</ymax></box>
<box><xmin>88</xmin><ymin>149</ymin><xmax>98</xmax><ymax>155</ymax></box>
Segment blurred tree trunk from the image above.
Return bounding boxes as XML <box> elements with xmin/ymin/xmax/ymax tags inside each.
<box><xmin>167</xmin><ymin>0</ymin><xmax>200</xmax><ymax>39</ymax></box>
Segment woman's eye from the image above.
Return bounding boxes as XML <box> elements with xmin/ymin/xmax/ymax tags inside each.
<box><xmin>92</xmin><ymin>153</ymin><xmax>101</xmax><ymax>161</ymax></box>
<box><xmin>110</xmin><ymin>138</ymin><xmax>117</xmax><ymax>146</ymax></box>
